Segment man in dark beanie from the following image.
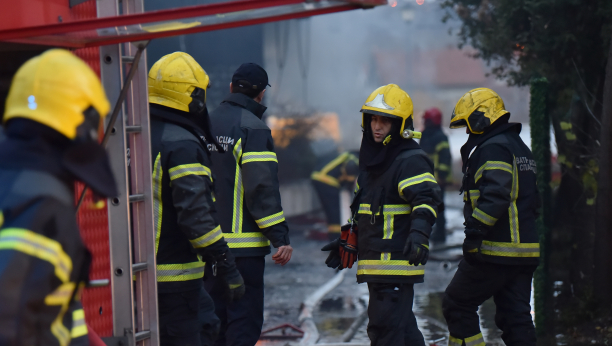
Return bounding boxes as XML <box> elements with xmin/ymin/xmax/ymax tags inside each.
<box><xmin>206</xmin><ymin>63</ymin><xmax>292</xmax><ymax>346</ymax></box>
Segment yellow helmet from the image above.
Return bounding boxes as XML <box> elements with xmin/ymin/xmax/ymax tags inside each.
<box><xmin>148</xmin><ymin>52</ymin><xmax>210</xmax><ymax>113</ymax></box>
<box><xmin>3</xmin><ymin>49</ymin><xmax>110</xmax><ymax>140</ymax></box>
<box><xmin>450</xmin><ymin>88</ymin><xmax>509</xmax><ymax>134</ymax></box>
<box><xmin>360</xmin><ymin>84</ymin><xmax>420</xmax><ymax>140</ymax></box>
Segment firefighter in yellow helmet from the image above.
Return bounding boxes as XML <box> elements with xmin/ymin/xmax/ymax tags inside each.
<box><xmin>322</xmin><ymin>84</ymin><xmax>443</xmax><ymax>345</ymax></box>
<box><xmin>148</xmin><ymin>52</ymin><xmax>245</xmax><ymax>346</ymax></box>
<box><xmin>0</xmin><ymin>49</ymin><xmax>117</xmax><ymax>346</ymax></box>
<box><xmin>443</xmin><ymin>88</ymin><xmax>539</xmax><ymax>346</ymax></box>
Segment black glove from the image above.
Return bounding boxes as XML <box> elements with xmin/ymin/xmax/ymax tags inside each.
<box><xmin>403</xmin><ymin>230</ymin><xmax>429</xmax><ymax>266</ymax></box>
<box><xmin>321</xmin><ymin>238</ymin><xmax>342</xmax><ymax>270</ymax></box>
<box><xmin>462</xmin><ymin>217</ymin><xmax>488</xmax><ymax>265</ymax></box>
<box><xmin>212</xmin><ymin>251</ymin><xmax>245</xmax><ymax>303</ymax></box>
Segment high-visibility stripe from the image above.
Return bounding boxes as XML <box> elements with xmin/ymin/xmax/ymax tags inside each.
<box><xmin>168</xmin><ymin>163</ymin><xmax>212</xmax><ymax>181</ymax></box>
<box><xmin>465</xmin><ymin>332</ymin><xmax>486</xmax><ymax>346</ymax></box>
<box><xmin>153</xmin><ymin>153</ymin><xmax>163</xmax><ymax>256</ymax></box>
<box><xmin>255</xmin><ymin>211</ymin><xmax>286</xmax><ymax>229</ymax></box>
<box><xmin>70</xmin><ymin>308</ymin><xmax>88</xmax><ymax>338</ymax></box>
<box><xmin>383</xmin><ymin>204</ymin><xmax>412</xmax><ymax>215</ymax></box>
<box><xmin>435</xmin><ymin>141</ymin><xmax>449</xmax><ymax>153</ymax></box>
<box><xmin>448</xmin><ymin>335</ymin><xmax>463</xmax><ymax>346</ymax></box>
<box><xmin>357</xmin><ymin>260</ymin><xmax>424</xmax><ymax>276</ymax></box>
<box><xmin>380</xmin><ymin>252</ymin><xmax>391</xmax><ymax>261</ymax></box>
<box><xmin>157</xmin><ymin>261</ymin><xmax>205</xmax><ymax>282</ymax></box>
<box><xmin>44</xmin><ymin>282</ymin><xmax>76</xmax><ymax>305</ymax></box>
<box><xmin>472</xmin><ymin>208</ymin><xmax>497</xmax><ymax>226</ymax></box>
<box><xmin>189</xmin><ymin>225</ymin><xmax>223</xmax><ymax>249</ymax></box>
<box><xmin>232</xmin><ymin>139</ymin><xmax>244</xmax><ymax>234</ymax></box>
<box><xmin>0</xmin><ymin>228</ymin><xmax>72</xmax><ymax>282</ymax></box>
<box><xmin>242</xmin><ymin>151</ymin><xmax>278</xmax><ymax>164</ymax></box>
<box><xmin>412</xmin><ymin>204</ymin><xmax>437</xmax><ymax>218</ymax></box>
<box><xmin>328</xmin><ymin>224</ymin><xmax>341</xmax><ymax>233</ymax></box>
<box><xmin>224</xmin><ymin>232</ymin><xmax>270</xmax><ymax>248</ymax></box>
<box><xmin>398</xmin><ymin>173</ymin><xmax>437</xmax><ymax>198</ymax></box>
<box><xmin>383</xmin><ymin>215</ymin><xmax>393</xmax><ymax>239</ymax></box>
<box><xmin>357</xmin><ymin>203</ymin><xmax>382</xmax><ymax>215</ymax></box>
<box><xmin>44</xmin><ymin>283</ymin><xmax>75</xmax><ymax>346</ymax></box>
<box><xmin>509</xmin><ymin>156</ymin><xmax>520</xmax><ymax>243</ymax></box>
<box><xmin>438</xmin><ymin>163</ymin><xmax>450</xmax><ymax>171</ymax></box>
<box><xmin>0</xmin><ymin>211</ymin><xmax>3</xmax><ymax>227</ymax></box>
<box><xmin>354</xmin><ymin>181</ymin><xmax>360</xmax><ymax>194</ymax></box>
<box><xmin>474</xmin><ymin>161</ymin><xmax>513</xmax><ymax>182</ymax></box>
<box><xmin>463</xmin><ymin>189</ymin><xmax>480</xmax><ymax>209</ymax></box>
<box><xmin>481</xmin><ymin>241</ymin><xmax>540</xmax><ymax>257</ymax></box>
<box><xmin>311</xmin><ymin>171</ymin><xmax>340</xmax><ymax>188</ymax></box>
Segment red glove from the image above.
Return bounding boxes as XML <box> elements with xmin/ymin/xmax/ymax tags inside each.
<box><xmin>339</xmin><ymin>223</ymin><xmax>358</xmax><ymax>269</ymax></box>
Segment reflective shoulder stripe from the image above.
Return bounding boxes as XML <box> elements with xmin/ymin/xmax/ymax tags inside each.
<box><xmin>318</xmin><ymin>152</ymin><xmax>350</xmax><ymax>175</ymax></box>
<box><xmin>354</xmin><ymin>181</ymin><xmax>360</xmax><ymax>194</ymax></box>
<box><xmin>435</xmin><ymin>141</ymin><xmax>449</xmax><ymax>153</ymax></box>
<box><xmin>224</xmin><ymin>232</ymin><xmax>271</xmax><ymax>248</ymax></box>
<box><xmin>189</xmin><ymin>225</ymin><xmax>223</xmax><ymax>249</ymax></box>
<box><xmin>157</xmin><ymin>261</ymin><xmax>205</xmax><ymax>282</ymax></box>
<box><xmin>70</xmin><ymin>308</ymin><xmax>88</xmax><ymax>338</ymax></box>
<box><xmin>481</xmin><ymin>241</ymin><xmax>540</xmax><ymax>258</ymax></box>
<box><xmin>398</xmin><ymin>173</ymin><xmax>437</xmax><ymax>197</ymax></box>
<box><xmin>464</xmin><ymin>332</ymin><xmax>486</xmax><ymax>346</ymax></box>
<box><xmin>152</xmin><ymin>153</ymin><xmax>163</xmax><ymax>256</ymax></box>
<box><xmin>412</xmin><ymin>204</ymin><xmax>437</xmax><ymax>218</ymax></box>
<box><xmin>0</xmin><ymin>228</ymin><xmax>72</xmax><ymax>282</ymax></box>
<box><xmin>242</xmin><ymin>151</ymin><xmax>278</xmax><ymax>164</ymax></box>
<box><xmin>474</xmin><ymin>160</ymin><xmax>512</xmax><ymax>182</ymax></box>
<box><xmin>472</xmin><ymin>208</ymin><xmax>497</xmax><ymax>226</ymax></box>
<box><xmin>357</xmin><ymin>259</ymin><xmax>424</xmax><ymax>276</ymax></box>
<box><xmin>255</xmin><ymin>211</ymin><xmax>285</xmax><ymax>229</ymax></box>
<box><xmin>168</xmin><ymin>163</ymin><xmax>212</xmax><ymax>181</ymax></box>
<box><xmin>311</xmin><ymin>171</ymin><xmax>340</xmax><ymax>188</ymax></box>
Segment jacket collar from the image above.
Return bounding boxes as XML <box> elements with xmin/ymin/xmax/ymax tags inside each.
<box><xmin>460</xmin><ymin>122</ymin><xmax>522</xmax><ymax>173</ymax></box>
<box><xmin>223</xmin><ymin>93</ymin><xmax>267</xmax><ymax>119</ymax></box>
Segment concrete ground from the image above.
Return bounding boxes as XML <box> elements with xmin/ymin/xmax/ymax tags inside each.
<box><xmin>258</xmin><ymin>191</ymin><xmax>505</xmax><ymax>346</ymax></box>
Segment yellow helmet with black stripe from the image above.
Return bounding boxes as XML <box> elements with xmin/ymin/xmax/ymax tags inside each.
<box><xmin>360</xmin><ymin>84</ymin><xmax>420</xmax><ymax>140</ymax></box>
<box><xmin>3</xmin><ymin>49</ymin><xmax>110</xmax><ymax>140</ymax></box>
<box><xmin>148</xmin><ymin>52</ymin><xmax>210</xmax><ymax>114</ymax></box>
<box><xmin>450</xmin><ymin>88</ymin><xmax>509</xmax><ymax>134</ymax></box>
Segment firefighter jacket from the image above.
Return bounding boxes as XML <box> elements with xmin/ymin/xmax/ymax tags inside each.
<box><xmin>0</xmin><ymin>121</ymin><xmax>91</xmax><ymax>346</ymax></box>
<box><xmin>461</xmin><ymin>123</ymin><xmax>540</xmax><ymax>265</ymax></box>
<box><xmin>150</xmin><ymin>105</ymin><xmax>230</xmax><ymax>293</ymax></box>
<box><xmin>351</xmin><ymin>145</ymin><xmax>443</xmax><ymax>284</ymax></box>
<box><xmin>208</xmin><ymin>93</ymin><xmax>290</xmax><ymax>257</ymax></box>
<box><xmin>420</xmin><ymin>126</ymin><xmax>451</xmax><ymax>184</ymax></box>
<box><xmin>311</xmin><ymin>151</ymin><xmax>359</xmax><ymax>190</ymax></box>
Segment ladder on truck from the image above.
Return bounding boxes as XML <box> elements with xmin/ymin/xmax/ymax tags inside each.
<box><xmin>98</xmin><ymin>0</ymin><xmax>159</xmax><ymax>344</ymax></box>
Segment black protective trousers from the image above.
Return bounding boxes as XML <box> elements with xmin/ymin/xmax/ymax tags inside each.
<box><xmin>442</xmin><ymin>260</ymin><xmax>537</xmax><ymax>346</ymax></box>
<box><xmin>205</xmin><ymin>256</ymin><xmax>265</xmax><ymax>346</ymax></box>
<box><xmin>367</xmin><ymin>283</ymin><xmax>425</xmax><ymax>346</ymax></box>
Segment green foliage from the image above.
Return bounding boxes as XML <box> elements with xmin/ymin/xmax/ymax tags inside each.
<box><xmin>441</xmin><ymin>0</ymin><xmax>612</xmax><ymax>88</ymax></box>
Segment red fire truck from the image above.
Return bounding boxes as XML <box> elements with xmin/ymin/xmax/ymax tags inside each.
<box><xmin>0</xmin><ymin>0</ymin><xmax>386</xmax><ymax>345</ymax></box>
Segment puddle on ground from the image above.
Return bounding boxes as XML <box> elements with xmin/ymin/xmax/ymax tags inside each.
<box><xmin>316</xmin><ymin>292</ymin><xmax>505</xmax><ymax>345</ymax></box>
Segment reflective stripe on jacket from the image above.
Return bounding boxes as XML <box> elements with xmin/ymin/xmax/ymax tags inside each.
<box><xmin>462</xmin><ymin>126</ymin><xmax>540</xmax><ymax>265</ymax></box>
<box><xmin>209</xmin><ymin>93</ymin><xmax>290</xmax><ymax>257</ymax></box>
<box><xmin>352</xmin><ymin>148</ymin><xmax>443</xmax><ymax>284</ymax></box>
<box><xmin>150</xmin><ymin>105</ymin><xmax>229</xmax><ymax>293</ymax></box>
